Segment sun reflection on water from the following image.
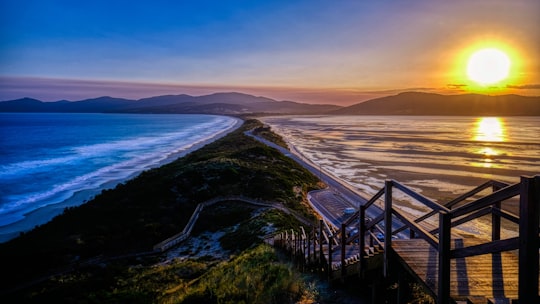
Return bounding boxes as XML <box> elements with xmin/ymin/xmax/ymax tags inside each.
<box><xmin>474</xmin><ymin>117</ymin><xmax>505</xmax><ymax>142</ymax></box>
<box><xmin>473</xmin><ymin>117</ymin><xmax>505</xmax><ymax>168</ymax></box>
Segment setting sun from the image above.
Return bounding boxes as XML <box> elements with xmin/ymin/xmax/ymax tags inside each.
<box><xmin>467</xmin><ymin>48</ymin><xmax>511</xmax><ymax>85</ymax></box>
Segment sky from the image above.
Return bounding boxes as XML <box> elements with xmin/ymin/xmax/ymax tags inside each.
<box><xmin>1</xmin><ymin>0</ymin><xmax>539</xmax><ymax>105</ymax></box>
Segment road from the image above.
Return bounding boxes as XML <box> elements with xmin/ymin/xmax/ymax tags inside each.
<box><xmin>247</xmin><ymin>130</ymin><xmax>383</xmax><ymax>228</ymax></box>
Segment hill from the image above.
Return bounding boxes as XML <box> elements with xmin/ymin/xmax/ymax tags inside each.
<box><xmin>0</xmin><ymin>120</ymin><xmax>327</xmax><ymax>302</ymax></box>
<box><xmin>330</xmin><ymin>92</ymin><xmax>540</xmax><ymax>116</ymax></box>
<box><xmin>0</xmin><ymin>92</ymin><xmax>341</xmax><ymax>115</ymax></box>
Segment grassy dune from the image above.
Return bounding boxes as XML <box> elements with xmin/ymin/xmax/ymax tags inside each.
<box><xmin>0</xmin><ymin>119</ymin><xmax>325</xmax><ymax>303</ymax></box>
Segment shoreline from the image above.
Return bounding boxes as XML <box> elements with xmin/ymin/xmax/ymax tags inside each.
<box><xmin>0</xmin><ymin>116</ymin><xmax>243</xmax><ymax>243</ymax></box>
<box><xmin>264</xmin><ymin>119</ymin><xmax>523</xmax><ymax>240</ymax></box>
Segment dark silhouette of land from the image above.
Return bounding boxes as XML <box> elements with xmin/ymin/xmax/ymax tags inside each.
<box><xmin>330</xmin><ymin>92</ymin><xmax>540</xmax><ymax>116</ymax></box>
<box><xmin>2</xmin><ymin>91</ymin><xmax>539</xmax><ymax>115</ymax></box>
<box><xmin>0</xmin><ymin>92</ymin><xmax>341</xmax><ymax>114</ymax></box>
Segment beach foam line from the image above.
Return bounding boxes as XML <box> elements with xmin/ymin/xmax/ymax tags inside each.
<box><xmin>0</xmin><ymin>116</ymin><xmax>242</xmax><ymax>243</ymax></box>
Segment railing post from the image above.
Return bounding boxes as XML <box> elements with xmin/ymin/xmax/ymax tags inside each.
<box><xmin>519</xmin><ymin>175</ymin><xmax>539</xmax><ymax>302</ymax></box>
<box><xmin>359</xmin><ymin>205</ymin><xmax>366</xmax><ymax>273</ymax></box>
<box><xmin>384</xmin><ymin>179</ymin><xmax>393</xmax><ymax>278</ymax></box>
<box><xmin>438</xmin><ymin>211</ymin><xmax>451</xmax><ymax>304</ymax></box>
<box><xmin>328</xmin><ymin>235</ymin><xmax>333</xmax><ymax>281</ymax></box>
<box><xmin>293</xmin><ymin>232</ymin><xmax>299</xmax><ymax>264</ymax></box>
<box><xmin>341</xmin><ymin>223</ymin><xmax>347</xmax><ymax>279</ymax></box>
<box><xmin>285</xmin><ymin>230</ymin><xmax>289</xmax><ymax>251</ymax></box>
<box><xmin>307</xmin><ymin>228</ymin><xmax>311</xmax><ymax>265</ymax></box>
<box><xmin>292</xmin><ymin>229</ymin><xmax>296</xmax><ymax>260</ymax></box>
<box><xmin>492</xmin><ymin>183</ymin><xmax>501</xmax><ymax>241</ymax></box>
<box><xmin>319</xmin><ymin>219</ymin><xmax>324</xmax><ymax>268</ymax></box>
<box><xmin>409</xmin><ymin>228</ymin><xmax>416</xmax><ymax>239</ymax></box>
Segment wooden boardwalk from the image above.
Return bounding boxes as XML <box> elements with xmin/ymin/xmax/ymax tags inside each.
<box><xmin>392</xmin><ymin>238</ymin><xmax>534</xmax><ymax>300</ymax></box>
<box><xmin>273</xmin><ymin>176</ymin><xmax>540</xmax><ymax>303</ymax></box>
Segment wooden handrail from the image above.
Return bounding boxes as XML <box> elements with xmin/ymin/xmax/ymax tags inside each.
<box><xmin>428</xmin><ymin>206</ymin><xmax>492</xmax><ymax>234</ymax></box>
<box><xmin>491</xmin><ymin>207</ymin><xmax>519</xmax><ymax>224</ymax></box>
<box><xmin>414</xmin><ymin>180</ymin><xmax>495</xmax><ymax>224</ymax></box>
<box><xmin>364</xmin><ymin>187</ymin><xmax>385</xmax><ymax>209</ymax></box>
<box><xmin>451</xmin><ymin>182</ymin><xmax>520</xmax><ymax>217</ymax></box>
<box><xmin>450</xmin><ymin>237</ymin><xmax>520</xmax><ymax>259</ymax></box>
<box><xmin>392</xmin><ymin>180</ymin><xmax>451</xmax><ymax>213</ymax></box>
<box><xmin>276</xmin><ymin>175</ymin><xmax>539</xmax><ymax>301</ymax></box>
<box><xmin>392</xmin><ymin>209</ymin><xmax>438</xmax><ymax>248</ymax></box>
<box><xmin>365</xmin><ymin>213</ymin><xmax>384</xmax><ymax>230</ymax></box>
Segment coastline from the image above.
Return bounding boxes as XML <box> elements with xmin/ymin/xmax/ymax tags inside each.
<box><xmin>261</xmin><ymin>117</ymin><xmax>524</xmax><ymax>240</ymax></box>
<box><xmin>0</xmin><ymin>116</ymin><xmax>243</xmax><ymax>243</ymax></box>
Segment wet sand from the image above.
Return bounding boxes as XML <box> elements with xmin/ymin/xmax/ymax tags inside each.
<box><xmin>261</xmin><ymin>116</ymin><xmax>536</xmax><ymax>240</ymax></box>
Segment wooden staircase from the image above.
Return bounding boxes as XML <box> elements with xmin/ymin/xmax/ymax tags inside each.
<box><xmin>271</xmin><ymin>176</ymin><xmax>540</xmax><ymax>303</ymax></box>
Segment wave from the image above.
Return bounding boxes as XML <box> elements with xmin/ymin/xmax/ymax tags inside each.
<box><xmin>0</xmin><ymin>114</ymin><xmax>240</xmax><ymax>228</ymax></box>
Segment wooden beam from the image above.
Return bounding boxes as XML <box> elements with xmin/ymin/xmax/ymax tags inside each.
<box><xmin>428</xmin><ymin>207</ymin><xmax>491</xmax><ymax>234</ymax></box>
<box><xmin>393</xmin><ymin>180</ymin><xmax>450</xmax><ymax>213</ymax></box>
<box><xmin>414</xmin><ymin>180</ymin><xmax>494</xmax><ymax>225</ymax></box>
<box><xmin>452</xmin><ymin>183</ymin><xmax>520</xmax><ymax>217</ymax></box>
<box><xmin>384</xmin><ymin>179</ymin><xmax>393</xmax><ymax>278</ymax></box>
<box><xmin>364</xmin><ymin>187</ymin><xmax>385</xmax><ymax>209</ymax></box>
<box><xmin>319</xmin><ymin>220</ymin><xmax>324</xmax><ymax>268</ymax></box>
<box><xmin>365</xmin><ymin>213</ymin><xmax>384</xmax><ymax>230</ymax></box>
<box><xmin>393</xmin><ymin>209</ymin><xmax>439</xmax><ymax>248</ymax></box>
<box><xmin>450</xmin><ymin>237</ymin><xmax>519</xmax><ymax>259</ymax></box>
<box><xmin>492</xmin><ymin>183</ymin><xmax>501</xmax><ymax>241</ymax></box>
<box><xmin>341</xmin><ymin>223</ymin><xmax>346</xmax><ymax>279</ymax></box>
<box><xmin>438</xmin><ymin>211</ymin><xmax>451</xmax><ymax>304</ymax></box>
<box><xmin>518</xmin><ymin>175</ymin><xmax>540</xmax><ymax>302</ymax></box>
<box><xmin>491</xmin><ymin>207</ymin><xmax>519</xmax><ymax>225</ymax></box>
<box><xmin>359</xmin><ymin>205</ymin><xmax>366</xmax><ymax>273</ymax></box>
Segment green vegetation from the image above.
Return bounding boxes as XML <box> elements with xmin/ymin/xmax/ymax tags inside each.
<box><xmin>252</xmin><ymin>123</ymin><xmax>289</xmax><ymax>148</ymax></box>
<box><xmin>167</xmin><ymin>244</ymin><xmax>313</xmax><ymax>304</ymax></box>
<box><xmin>0</xmin><ymin>119</ymin><xmax>323</xmax><ymax>302</ymax></box>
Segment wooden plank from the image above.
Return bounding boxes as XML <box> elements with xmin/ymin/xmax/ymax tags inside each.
<box><xmin>390</xmin><ymin>238</ymin><xmax>535</xmax><ymax>300</ymax></box>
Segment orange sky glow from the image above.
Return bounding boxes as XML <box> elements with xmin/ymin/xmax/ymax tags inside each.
<box><xmin>1</xmin><ymin>1</ymin><xmax>539</xmax><ymax>105</ymax></box>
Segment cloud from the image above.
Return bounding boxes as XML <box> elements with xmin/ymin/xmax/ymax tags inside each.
<box><xmin>446</xmin><ymin>84</ymin><xmax>468</xmax><ymax>89</ymax></box>
<box><xmin>506</xmin><ymin>84</ymin><xmax>540</xmax><ymax>90</ymax></box>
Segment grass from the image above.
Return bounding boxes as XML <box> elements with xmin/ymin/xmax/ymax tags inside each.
<box><xmin>0</xmin><ymin>118</ymin><xmax>322</xmax><ymax>302</ymax></box>
<box><xmin>165</xmin><ymin>244</ymin><xmax>312</xmax><ymax>304</ymax></box>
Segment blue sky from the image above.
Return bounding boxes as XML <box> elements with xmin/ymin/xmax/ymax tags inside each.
<box><xmin>1</xmin><ymin>0</ymin><xmax>539</xmax><ymax>104</ymax></box>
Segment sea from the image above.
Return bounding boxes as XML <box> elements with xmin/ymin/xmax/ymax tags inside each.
<box><xmin>0</xmin><ymin>113</ymin><xmax>239</xmax><ymax>241</ymax></box>
<box><xmin>261</xmin><ymin>116</ymin><xmax>540</xmax><ymax>238</ymax></box>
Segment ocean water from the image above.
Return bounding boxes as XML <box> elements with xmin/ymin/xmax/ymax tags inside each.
<box><xmin>262</xmin><ymin>116</ymin><xmax>540</xmax><ymax>238</ymax></box>
<box><xmin>0</xmin><ymin>113</ymin><xmax>239</xmax><ymax>232</ymax></box>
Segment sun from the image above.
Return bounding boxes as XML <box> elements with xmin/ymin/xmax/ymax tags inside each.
<box><xmin>467</xmin><ymin>48</ymin><xmax>511</xmax><ymax>85</ymax></box>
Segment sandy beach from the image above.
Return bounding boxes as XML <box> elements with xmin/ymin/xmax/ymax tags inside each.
<box><xmin>261</xmin><ymin>115</ymin><xmax>538</xmax><ymax>240</ymax></box>
<box><xmin>0</xmin><ymin>117</ymin><xmax>242</xmax><ymax>243</ymax></box>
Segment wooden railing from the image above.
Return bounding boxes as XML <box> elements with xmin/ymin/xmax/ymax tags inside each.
<box><xmin>154</xmin><ymin>195</ymin><xmax>314</xmax><ymax>252</ymax></box>
<box><xmin>273</xmin><ymin>175</ymin><xmax>539</xmax><ymax>303</ymax></box>
<box><xmin>383</xmin><ymin>176</ymin><xmax>539</xmax><ymax>302</ymax></box>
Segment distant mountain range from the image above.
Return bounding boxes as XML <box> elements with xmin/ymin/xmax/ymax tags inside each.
<box><xmin>0</xmin><ymin>92</ymin><xmax>341</xmax><ymax>115</ymax></box>
<box><xmin>1</xmin><ymin>91</ymin><xmax>539</xmax><ymax>116</ymax></box>
<box><xmin>331</xmin><ymin>92</ymin><xmax>540</xmax><ymax>116</ymax></box>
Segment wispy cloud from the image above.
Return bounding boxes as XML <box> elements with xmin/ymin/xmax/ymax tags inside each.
<box><xmin>506</xmin><ymin>84</ymin><xmax>540</xmax><ymax>90</ymax></box>
<box><xmin>446</xmin><ymin>84</ymin><xmax>468</xmax><ymax>90</ymax></box>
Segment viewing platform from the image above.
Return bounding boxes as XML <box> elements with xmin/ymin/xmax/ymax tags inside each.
<box><xmin>271</xmin><ymin>176</ymin><xmax>539</xmax><ymax>303</ymax></box>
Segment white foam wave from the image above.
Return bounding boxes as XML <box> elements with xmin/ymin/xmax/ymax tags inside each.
<box><xmin>0</xmin><ymin>115</ymin><xmax>240</xmax><ymax>227</ymax></box>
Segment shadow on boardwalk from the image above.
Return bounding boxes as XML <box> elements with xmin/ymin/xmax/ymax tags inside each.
<box><xmin>273</xmin><ymin>176</ymin><xmax>540</xmax><ymax>304</ymax></box>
